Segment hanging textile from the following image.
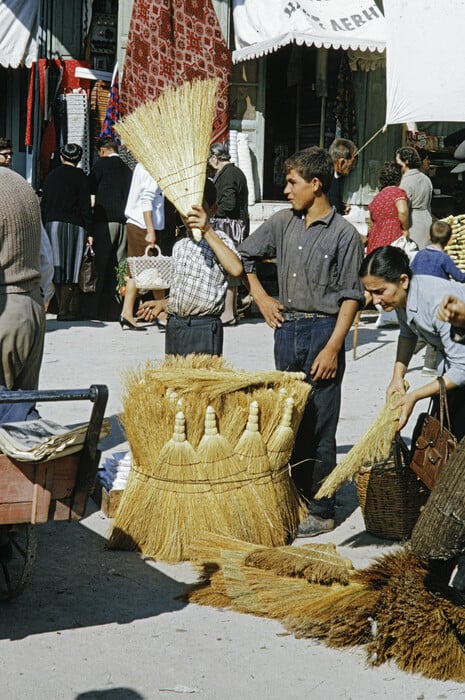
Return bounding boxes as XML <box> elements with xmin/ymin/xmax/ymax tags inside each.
<box><xmin>65</xmin><ymin>92</ymin><xmax>91</xmax><ymax>174</ymax></box>
<box><xmin>121</xmin><ymin>0</ymin><xmax>232</xmax><ymax>142</ymax></box>
<box><xmin>334</xmin><ymin>53</ymin><xmax>357</xmax><ymax>142</ymax></box>
<box><xmin>25</xmin><ymin>59</ymin><xmax>92</xmax><ymax>147</ymax></box>
<box><xmin>99</xmin><ymin>65</ymin><xmax>120</xmax><ymax>143</ymax></box>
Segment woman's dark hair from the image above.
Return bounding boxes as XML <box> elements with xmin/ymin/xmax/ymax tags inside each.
<box><xmin>359</xmin><ymin>245</ymin><xmax>412</xmax><ymax>282</ymax></box>
<box><xmin>396</xmin><ymin>146</ymin><xmax>421</xmax><ymax>170</ymax></box>
<box><xmin>285</xmin><ymin>146</ymin><xmax>334</xmax><ymax>193</ymax></box>
<box><xmin>60</xmin><ymin>143</ymin><xmax>83</xmax><ymax>165</ymax></box>
<box><xmin>378</xmin><ymin>161</ymin><xmax>402</xmax><ymax>189</ymax></box>
<box><xmin>416</xmin><ymin>148</ymin><xmax>430</xmax><ymax>162</ymax></box>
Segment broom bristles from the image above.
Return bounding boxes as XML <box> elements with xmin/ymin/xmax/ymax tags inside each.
<box><xmin>116</xmin><ymin>78</ymin><xmax>220</xmax><ymax>239</ymax></box>
<box><xmin>315</xmin><ymin>389</ymin><xmax>406</xmax><ymax>499</ymax></box>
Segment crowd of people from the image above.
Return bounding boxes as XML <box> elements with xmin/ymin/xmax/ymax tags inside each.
<box><xmin>3</xmin><ymin>131</ymin><xmax>465</xmax><ymax>542</ymax></box>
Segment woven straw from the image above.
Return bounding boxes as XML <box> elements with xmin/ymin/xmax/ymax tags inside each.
<box><xmin>127</xmin><ymin>245</ymin><xmax>171</xmax><ymax>290</ymax></box>
<box><xmin>115</xmin><ymin>78</ymin><xmax>219</xmax><ymax>241</ymax></box>
<box><xmin>355</xmin><ymin>439</ymin><xmax>428</xmax><ymax>540</ymax></box>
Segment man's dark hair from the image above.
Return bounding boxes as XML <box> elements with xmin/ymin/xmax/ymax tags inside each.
<box><xmin>396</xmin><ymin>146</ymin><xmax>421</xmax><ymax>170</ymax></box>
<box><xmin>359</xmin><ymin>245</ymin><xmax>412</xmax><ymax>282</ymax></box>
<box><xmin>285</xmin><ymin>147</ymin><xmax>334</xmax><ymax>193</ymax></box>
<box><xmin>96</xmin><ymin>137</ymin><xmax>118</xmax><ymax>153</ymax></box>
<box><xmin>429</xmin><ymin>220</ymin><xmax>452</xmax><ymax>247</ymax></box>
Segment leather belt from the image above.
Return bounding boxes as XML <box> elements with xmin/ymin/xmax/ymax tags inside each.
<box><xmin>281</xmin><ymin>311</ymin><xmax>334</xmax><ymax>321</ymax></box>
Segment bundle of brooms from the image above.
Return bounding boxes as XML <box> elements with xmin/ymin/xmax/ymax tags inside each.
<box><xmin>115</xmin><ymin>78</ymin><xmax>220</xmax><ymax>241</ymax></box>
<box><xmin>187</xmin><ymin>533</ymin><xmax>465</xmax><ymax>682</ymax></box>
<box><xmin>108</xmin><ymin>355</ymin><xmax>311</xmax><ymax>562</ymax></box>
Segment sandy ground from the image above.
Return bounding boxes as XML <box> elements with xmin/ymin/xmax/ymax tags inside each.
<box><xmin>1</xmin><ymin>311</ymin><xmax>464</xmax><ymax>700</ymax></box>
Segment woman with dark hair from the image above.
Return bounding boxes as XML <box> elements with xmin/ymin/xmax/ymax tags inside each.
<box><xmin>366</xmin><ymin>161</ymin><xmax>409</xmax><ymax>255</ymax></box>
<box><xmin>360</xmin><ymin>245</ymin><xmax>465</xmax><ymax>439</ymax></box>
<box><xmin>396</xmin><ymin>146</ymin><xmax>433</xmax><ymax>250</ymax></box>
<box><xmin>41</xmin><ymin>143</ymin><xmax>93</xmax><ymax>320</ymax></box>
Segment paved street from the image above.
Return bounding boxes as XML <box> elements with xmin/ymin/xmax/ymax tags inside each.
<box><xmin>1</xmin><ymin>312</ymin><xmax>464</xmax><ymax>699</ymax></box>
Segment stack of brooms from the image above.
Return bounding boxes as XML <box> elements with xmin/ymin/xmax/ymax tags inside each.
<box><xmin>108</xmin><ymin>355</ymin><xmax>311</xmax><ymax>562</ymax></box>
<box><xmin>187</xmin><ymin>432</ymin><xmax>465</xmax><ymax>682</ymax></box>
<box><xmin>443</xmin><ymin>213</ymin><xmax>465</xmax><ymax>270</ymax></box>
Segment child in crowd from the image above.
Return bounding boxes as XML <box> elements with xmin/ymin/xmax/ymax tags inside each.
<box><xmin>410</xmin><ymin>220</ymin><xmax>465</xmax><ymax>282</ymax></box>
<box><xmin>136</xmin><ymin>179</ymin><xmax>243</xmax><ymax>356</ymax></box>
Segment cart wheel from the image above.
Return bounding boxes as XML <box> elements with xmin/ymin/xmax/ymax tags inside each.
<box><xmin>0</xmin><ymin>525</ymin><xmax>37</xmax><ymax>601</ymax></box>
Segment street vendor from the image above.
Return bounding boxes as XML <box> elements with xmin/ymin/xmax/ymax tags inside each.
<box><xmin>239</xmin><ymin>146</ymin><xmax>365</xmax><ymax>538</ymax></box>
<box><xmin>360</xmin><ymin>245</ymin><xmax>465</xmax><ymax>440</ymax></box>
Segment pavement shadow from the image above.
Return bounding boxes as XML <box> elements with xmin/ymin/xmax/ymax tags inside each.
<box><xmin>45</xmin><ymin>319</ymin><xmax>107</xmax><ymax>333</ymax></box>
<box><xmin>340</xmin><ymin>529</ymin><xmax>402</xmax><ymax>549</ymax></box>
<box><xmin>0</xmin><ymin>511</ymin><xmax>188</xmax><ymax>640</ymax></box>
<box><xmin>76</xmin><ymin>690</ymin><xmax>144</xmax><ymax>699</ymax></box>
<box><xmin>347</xmin><ymin>326</ymin><xmax>397</xmax><ymax>360</ymax></box>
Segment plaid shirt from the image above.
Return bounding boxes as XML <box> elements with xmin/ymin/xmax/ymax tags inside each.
<box><xmin>167</xmin><ymin>230</ymin><xmax>240</xmax><ymax>317</ymax></box>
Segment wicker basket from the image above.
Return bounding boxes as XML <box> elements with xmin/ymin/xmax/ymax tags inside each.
<box><xmin>355</xmin><ymin>435</ymin><xmax>429</xmax><ymax>541</ymax></box>
<box><xmin>127</xmin><ymin>245</ymin><xmax>171</xmax><ymax>291</ymax></box>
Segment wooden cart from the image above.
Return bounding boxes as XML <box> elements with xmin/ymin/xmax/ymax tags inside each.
<box><xmin>0</xmin><ymin>385</ymin><xmax>108</xmax><ymax>601</ymax></box>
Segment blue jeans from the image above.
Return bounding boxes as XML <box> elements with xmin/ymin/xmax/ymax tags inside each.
<box><xmin>274</xmin><ymin>317</ymin><xmax>345</xmax><ymax>519</ymax></box>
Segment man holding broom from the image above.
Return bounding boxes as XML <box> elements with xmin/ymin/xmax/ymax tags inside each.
<box><xmin>239</xmin><ymin>147</ymin><xmax>365</xmax><ymax>537</ymax></box>
<box><xmin>136</xmin><ymin>179</ymin><xmax>243</xmax><ymax>355</ymax></box>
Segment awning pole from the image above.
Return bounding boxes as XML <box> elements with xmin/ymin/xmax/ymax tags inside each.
<box><xmin>319</xmin><ymin>96</ymin><xmax>326</xmax><ymax>148</ymax></box>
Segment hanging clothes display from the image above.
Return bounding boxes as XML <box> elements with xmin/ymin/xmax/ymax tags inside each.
<box><xmin>121</xmin><ymin>0</ymin><xmax>232</xmax><ymax>143</ymax></box>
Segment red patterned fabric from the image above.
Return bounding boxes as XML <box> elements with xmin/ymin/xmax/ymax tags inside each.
<box><xmin>366</xmin><ymin>186</ymin><xmax>408</xmax><ymax>255</ymax></box>
<box><xmin>25</xmin><ymin>59</ymin><xmax>91</xmax><ymax>147</ymax></box>
<box><xmin>121</xmin><ymin>0</ymin><xmax>231</xmax><ymax>143</ymax></box>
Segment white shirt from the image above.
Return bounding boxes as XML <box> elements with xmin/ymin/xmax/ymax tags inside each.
<box><xmin>124</xmin><ymin>163</ymin><xmax>165</xmax><ymax>230</ymax></box>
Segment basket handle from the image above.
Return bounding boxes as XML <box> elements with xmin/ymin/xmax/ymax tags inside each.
<box><xmin>144</xmin><ymin>245</ymin><xmax>161</xmax><ymax>258</ymax></box>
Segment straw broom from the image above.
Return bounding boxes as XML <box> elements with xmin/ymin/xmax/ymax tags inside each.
<box><xmin>233</xmin><ymin>401</ymin><xmax>285</xmax><ymax>545</ymax></box>
<box><xmin>315</xmin><ymin>389</ymin><xmax>406</xmax><ymax>500</ymax></box>
<box><xmin>188</xmin><ymin>534</ymin><xmax>465</xmax><ymax>682</ymax></box>
<box><xmin>115</xmin><ymin>78</ymin><xmax>220</xmax><ymax>241</ymax></box>
<box><xmin>266</xmin><ymin>396</ymin><xmax>308</xmax><ymax>533</ymax></box>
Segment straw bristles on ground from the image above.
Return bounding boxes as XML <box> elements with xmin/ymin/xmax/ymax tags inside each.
<box><xmin>116</xmin><ymin>78</ymin><xmax>219</xmax><ymax>240</ymax></box>
<box><xmin>111</xmin><ymin>355</ymin><xmax>311</xmax><ymax>561</ymax></box>
<box><xmin>188</xmin><ymin>535</ymin><xmax>465</xmax><ymax>682</ymax></box>
<box><xmin>315</xmin><ymin>390</ymin><xmax>405</xmax><ymax>499</ymax></box>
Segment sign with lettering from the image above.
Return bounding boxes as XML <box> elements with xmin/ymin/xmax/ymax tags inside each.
<box><xmin>233</xmin><ymin>0</ymin><xmax>385</xmax><ymax>62</ymax></box>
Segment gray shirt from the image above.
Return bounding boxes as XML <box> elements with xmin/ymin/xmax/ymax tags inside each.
<box><xmin>397</xmin><ymin>274</ymin><xmax>465</xmax><ymax>387</ymax></box>
<box><xmin>239</xmin><ymin>207</ymin><xmax>365</xmax><ymax>315</ymax></box>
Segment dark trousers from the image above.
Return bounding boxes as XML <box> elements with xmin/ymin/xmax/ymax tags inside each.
<box><xmin>81</xmin><ymin>221</ymin><xmax>127</xmax><ymax>321</ymax></box>
<box><xmin>165</xmin><ymin>315</ymin><xmax>223</xmax><ymax>356</ymax></box>
<box><xmin>274</xmin><ymin>317</ymin><xmax>345</xmax><ymax>519</ymax></box>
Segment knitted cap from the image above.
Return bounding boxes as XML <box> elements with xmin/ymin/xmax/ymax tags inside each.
<box><xmin>0</xmin><ymin>169</ymin><xmax>41</xmax><ymax>292</ymax></box>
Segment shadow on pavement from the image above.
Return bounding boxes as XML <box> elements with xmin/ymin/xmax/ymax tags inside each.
<box><xmin>0</xmin><ymin>507</ymin><xmax>188</xmax><ymax>640</ymax></box>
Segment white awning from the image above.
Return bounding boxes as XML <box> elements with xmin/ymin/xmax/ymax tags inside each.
<box><xmin>0</xmin><ymin>0</ymin><xmax>38</xmax><ymax>69</ymax></box>
<box><xmin>384</xmin><ymin>0</ymin><xmax>465</xmax><ymax>124</ymax></box>
<box><xmin>232</xmin><ymin>0</ymin><xmax>386</xmax><ymax>63</ymax></box>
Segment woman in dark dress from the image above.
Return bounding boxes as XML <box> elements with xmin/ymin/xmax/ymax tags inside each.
<box><xmin>41</xmin><ymin>143</ymin><xmax>93</xmax><ymax>320</ymax></box>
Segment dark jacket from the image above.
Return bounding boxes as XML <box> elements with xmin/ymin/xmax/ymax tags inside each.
<box><xmin>88</xmin><ymin>155</ymin><xmax>133</xmax><ymax>223</ymax></box>
<box><xmin>213</xmin><ymin>162</ymin><xmax>249</xmax><ymax>235</ymax></box>
<box><xmin>41</xmin><ymin>164</ymin><xmax>93</xmax><ymax>231</ymax></box>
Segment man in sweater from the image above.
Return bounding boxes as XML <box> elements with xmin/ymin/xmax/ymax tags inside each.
<box><xmin>0</xmin><ymin>168</ymin><xmax>45</xmax><ymax>389</ymax></box>
<box><xmin>87</xmin><ymin>138</ymin><xmax>133</xmax><ymax>321</ymax></box>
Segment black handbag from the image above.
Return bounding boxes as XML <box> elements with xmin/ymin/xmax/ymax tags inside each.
<box><xmin>409</xmin><ymin>376</ymin><xmax>457</xmax><ymax>491</ymax></box>
<box><xmin>78</xmin><ymin>244</ymin><xmax>98</xmax><ymax>294</ymax></box>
